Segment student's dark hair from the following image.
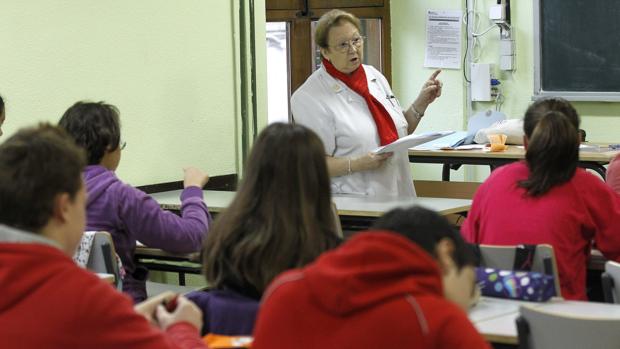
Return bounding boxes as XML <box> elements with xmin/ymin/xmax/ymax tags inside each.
<box><xmin>372</xmin><ymin>206</ymin><xmax>475</xmax><ymax>270</ymax></box>
<box><xmin>204</xmin><ymin>123</ymin><xmax>341</xmax><ymax>298</ymax></box>
<box><xmin>0</xmin><ymin>123</ymin><xmax>86</xmax><ymax>232</ymax></box>
<box><xmin>0</xmin><ymin>95</ymin><xmax>4</xmax><ymax>114</ymax></box>
<box><xmin>518</xmin><ymin>98</ymin><xmax>580</xmax><ymax>197</ymax></box>
<box><xmin>58</xmin><ymin>101</ymin><xmax>121</xmax><ymax>165</ymax></box>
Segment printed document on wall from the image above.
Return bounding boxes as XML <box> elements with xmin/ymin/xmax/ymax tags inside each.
<box><xmin>424</xmin><ymin>10</ymin><xmax>462</xmax><ymax>69</ymax></box>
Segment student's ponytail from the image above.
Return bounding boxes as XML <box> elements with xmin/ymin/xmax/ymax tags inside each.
<box><xmin>518</xmin><ymin>110</ymin><xmax>579</xmax><ymax>196</ymax></box>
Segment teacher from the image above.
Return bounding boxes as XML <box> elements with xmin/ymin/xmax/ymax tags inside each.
<box><xmin>292</xmin><ymin>9</ymin><xmax>442</xmax><ymax>197</ymax></box>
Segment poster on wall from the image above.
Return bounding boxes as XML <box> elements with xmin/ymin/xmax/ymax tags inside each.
<box><xmin>424</xmin><ymin>10</ymin><xmax>462</xmax><ymax>69</ymax></box>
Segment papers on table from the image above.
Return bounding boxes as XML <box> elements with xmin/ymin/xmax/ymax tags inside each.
<box><xmin>373</xmin><ymin>131</ymin><xmax>455</xmax><ymax>154</ymax></box>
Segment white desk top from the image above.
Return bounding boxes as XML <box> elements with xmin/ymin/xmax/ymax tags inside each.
<box><xmin>469</xmin><ymin>297</ymin><xmax>620</xmax><ymax>344</ymax></box>
<box><xmin>96</xmin><ymin>273</ymin><xmax>115</xmax><ymax>285</ymax></box>
<box><xmin>149</xmin><ymin>190</ymin><xmax>471</xmax><ymax>217</ymax></box>
<box><xmin>410</xmin><ymin>145</ymin><xmax>620</xmax><ymax>163</ymax></box>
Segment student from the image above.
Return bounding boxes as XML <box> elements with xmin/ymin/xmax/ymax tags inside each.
<box><xmin>252</xmin><ymin>206</ymin><xmax>489</xmax><ymax>349</ymax></box>
<box><xmin>0</xmin><ymin>94</ymin><xmax>5</xmax><ymax>137</ymax></box>
<box><xmin>0</xmin><ymin>124</ymin><xmax>207</xmax><ymax>349</ymax></box>
<box><xmin>187</xmin><ymin>123</ymin><xmax>341</xmax><ymax>336</ymax></box>
<box><xmin>462</xmin><ymin>98</ymin><xmax>620</xmax><ymax>301</ymax></box>
<box><xmin>59</xmin><ymin>101</ymin><xmax>211</xmax><ymax>303</ymax></box>
<box><xmin>606</xmin><ymin>153</ymin><xmax>620</xmax><ymax>194</ymax></box>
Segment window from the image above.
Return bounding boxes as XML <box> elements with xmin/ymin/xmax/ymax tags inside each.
<box><xmin>266</xmin><ymin>0</ymin><xmax>391</xmax><ymax>123</ymax></box>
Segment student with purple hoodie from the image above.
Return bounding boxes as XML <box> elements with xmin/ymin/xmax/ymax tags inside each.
<box><xmin>59</xmin><ymin>101</ymin><xmax>211</xmax><ymax>303</ymax></box>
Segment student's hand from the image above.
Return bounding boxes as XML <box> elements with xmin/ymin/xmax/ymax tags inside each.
<box><xmin>414</xmin><ymin>69</ymin><xmax>443</xmax><ymax>111</ymax></box>
<box><xmin>353</xmin><ymin>152</ymin><xmax>392</xmax><ymax>172</ymax></box>
<box><xmin>134</xmin><ymin>291</ymin><xmax>176</xmax><ymax>325</ymax></box>
<box><xmin>183</xmin><ymin>167</ymin><xmax>210</xmax><ymax>189</ymax></box>
<box><xmin>155</xmin><ymin>295</ymin><xmax>203</xmax><ymax>331</ymax></box>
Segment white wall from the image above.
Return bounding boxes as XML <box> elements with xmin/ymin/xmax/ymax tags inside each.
<box><xmin>0</xmin><ymin>1</ymin><xmax>240</xmax><ymax>185</ymax></box>
<box><xmin>391</xmin><ymin>0</ymin><xmax>620</xmax><ymax>181</ymax></box>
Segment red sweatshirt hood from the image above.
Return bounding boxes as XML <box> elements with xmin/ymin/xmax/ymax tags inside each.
<box><xmin>0</xmin><ymin>243</ymin><xmax>75</xmax><ymax>313</ymax></box>
<box><xmin>302</xmin><ymin>231</ymin><xmax>444</xmax><ymax>316</ymax></box>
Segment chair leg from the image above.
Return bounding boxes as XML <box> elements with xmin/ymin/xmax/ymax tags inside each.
<box><xmin>515</xmin><ymin>316</ymin><xmax>531</xmax><ymax>349</ymax></box>
<box><xmin>602</xmin><ymin>273</ymin><xmax>615</xmax><ymax>303</ymax></box>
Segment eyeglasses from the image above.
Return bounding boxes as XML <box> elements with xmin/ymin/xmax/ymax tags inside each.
<box><xmin>330</xmin><ymin>35</ymin><xmax>365</xmax><ymax>53</ymax></box>
<box><xmin>120</xmin><ymin>141</ymin><xmax>127</xmax><ymax>150</ymax></box>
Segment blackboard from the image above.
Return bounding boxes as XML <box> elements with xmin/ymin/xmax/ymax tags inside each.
<box><xmin>534</xmin><ymin>0</ymin><xmax>620</xmax><ymax>101</ymax></box>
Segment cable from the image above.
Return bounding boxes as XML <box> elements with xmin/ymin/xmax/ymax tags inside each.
<box><xmin>463</xmin><ymin>0</ymin><xmax>471</xmax><ymax>83</ymax></box>
<box><xmin>472</xmin><ymin>24</ymin><xmax>498</xmax><ymax>37</ymax></box>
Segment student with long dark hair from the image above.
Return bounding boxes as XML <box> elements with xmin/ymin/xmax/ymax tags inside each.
<box><xmin>187</xmin><ymin>123</ymin><xmax>341</xmax><ymax>336</ymax></box>
<box><xmin>462</xmin><ymin>98</ymin><xmax>620</xmax><ymax>300</ymax></box>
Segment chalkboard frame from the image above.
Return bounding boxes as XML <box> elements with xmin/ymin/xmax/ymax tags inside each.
<box><xmin>533</xmin><ymin>0</ymin><xmax>620</xmax><ymax>102</ymax></box>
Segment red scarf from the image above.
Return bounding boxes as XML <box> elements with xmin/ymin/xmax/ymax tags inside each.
<box><xmin>322</xmin><ymin>58</ymin><xmax>398</xmax><ymax>145</ymax></box>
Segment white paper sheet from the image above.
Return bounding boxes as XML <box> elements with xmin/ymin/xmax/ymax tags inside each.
<box><xmin>424</xmin><ymin>10</ymin><xmax>463</xmax><ymax>69</ymax></box>
<box><xmin>373</xmin><ymin>131</ymin><xmax>454</xmax><ymax>154</ymax></box>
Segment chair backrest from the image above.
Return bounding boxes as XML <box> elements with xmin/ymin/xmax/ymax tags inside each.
<box><xmin>517</xmin><ymin>304</ymin><xmax>620</xmax><ymax>349</ymax></box>
<box><xmin>476</xmin><ymin>244</ymin><xmax>562</xmax><ymax>297</ymax></box>
<box><xmin>603</xmin><ymin>261</ymin><xmax>620</xmax><ymax>303</ymax></box>
<box><xmin>86</xmin><ymin>231</ymin><xmax>121</xmax><ymax>289</ymax></box>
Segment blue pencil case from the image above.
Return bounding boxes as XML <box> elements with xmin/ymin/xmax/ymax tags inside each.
<box><xmin>476</xmin><ymin>267</ymin><xmax>556</xmax><ymax>302</ymax></box>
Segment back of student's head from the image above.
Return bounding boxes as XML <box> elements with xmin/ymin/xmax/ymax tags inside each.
<box><xmin>372</xmin><ymin>206</ymin><xmax>475</xmax><ymax>270</ymax></box>
<box><xmin>58</xmin><ymin>101</ymin><xmax>121</xmax><ymax>165</ymax></box>
<box><xmin>0</xmin><ymin>123</ymin><xmax>85</xmax><ymax>233</ymax></box>
<box><xmin>204</xmin><ymin>122</ymin><xmax>340</xmax><ymax>298</ymax></box>
<box><xmin>519</xmin><ymin>98</ymin><xmax>580</xmax><ymax>196</ymax></box>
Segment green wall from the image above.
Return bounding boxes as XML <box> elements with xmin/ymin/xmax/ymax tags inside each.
<box><xmin>391</xmin><ymin>0</ymin><xmax>620</xmax><ymax>181</ymax></box>
<box><xmin>0</xmin><ymin>1</ymin><xmax>244</xmax><ymax>186</ymax></box>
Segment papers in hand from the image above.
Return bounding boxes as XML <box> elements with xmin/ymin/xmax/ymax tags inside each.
<box><xmin>413</xmin><ymin>131</ymin><xmax>470</xmax><ymax>150</ymax></box>
<box><xmin>372</xmin><ymin>131</ymin><xmax>455</xmax><ymax>154</ymax></box>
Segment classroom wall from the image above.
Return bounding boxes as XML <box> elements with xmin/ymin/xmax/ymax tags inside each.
<box><xmin>0</xmin><ymin>1</ymin><xmax>240</xmax><ymax>186</ymax></box>
<box><xmin>391</xmin><ymin>0</ymin><xmax>620</xmax><ymax>181</ymax></box>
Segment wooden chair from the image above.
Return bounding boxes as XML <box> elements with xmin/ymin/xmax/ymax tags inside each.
<box><xmin>516</xmin><ymin>304</ymin><xmax>620</xmax><ymax>349</ymax></box>
<box><xmin>602</xmin><ymin>261</ymin><xmax>620</xmax><ymax>303</ymax></box>
<box><xmin>476</xmin><ymin>244</ymin><xmax>562</xmax><ymax>297</ymax></box>
<box><xmin>86</xmin><ymin>231</ymin><xmax>122</xmax><ymax>289</ymax></box>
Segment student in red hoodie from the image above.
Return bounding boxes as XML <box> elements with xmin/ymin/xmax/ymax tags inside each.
<box><xmin>0</xmin><ymin>124</ymin><xmax>207</xmax><ymax>349</ymax></box>
<box><xmin>252</xmin><ymin>206</ymin><xmax>490</xmax><ymax>349</ymax></box>
<box><xmin>461</xmin><ymin>98</ymin><xmax>620</xmax><ymax>300</ymax></box>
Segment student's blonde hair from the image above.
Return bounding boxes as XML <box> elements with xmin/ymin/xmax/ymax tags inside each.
<box><xmin>314</xmin><ymin>9</ymin><xmax>361</xmax><ymax>49</ymax></box>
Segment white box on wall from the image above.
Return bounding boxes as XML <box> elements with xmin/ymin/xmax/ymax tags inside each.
<box><xmin>471</xmin><ymin>63</ymin><xmax>492</xmax><ymax>101</ymax></box>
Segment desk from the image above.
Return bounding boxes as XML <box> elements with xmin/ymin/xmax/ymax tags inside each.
<box><xmin>409</xmin><ymin>146</ymin><xmax>619</xmax><ymax>181</ymax></box>
<box><xmin>149</xmin><ymin>190</ymin><xmax>472</xmax><ymax>218</ymax></box>
<box><xmin>469</xmin><ymin>297</ymin><xmax>620</xmax><ymax>345</ymax></box>
<box><xmin>141</xmin><ymin>190</ymin><xmax>471</xmax><ymax>282</ymax></box>
<box><xmin>135</xmin><ymin>242</ymin><xmax>201</xmax><ymax>285</ymax></box>
<box><xmin>96</xmin><ymin>273</ymin><xmax>115</xmax><ymax>285</ymax></box>
<box><xmin>150</xmin><ymin>189</ymin><xmax>471</xmax><ymax>232</ymax></box>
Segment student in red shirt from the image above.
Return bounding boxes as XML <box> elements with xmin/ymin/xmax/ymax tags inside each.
<box><xmin>462</xmin><ymin>98</ymin><xmax>620</xmax><ymax>300</ymax></box>
<box><xmin>0</xmin><ymin>124</ymin><xmax>208</xmax><ymax>349</ymax></box>
<box><xmin>252</xmin><ymin>206</ymin><xmax>490</xmax><ymax>349</ymax></box>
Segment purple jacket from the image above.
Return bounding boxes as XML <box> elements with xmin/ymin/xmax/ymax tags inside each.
<box><xmin>186</xmin><ymin>289</ymin><xmax>259</xmax><ymax>336</ymax></box>
<box><xmin>84</xmin><ymin>165</ymin><xmax>210</xmax><ymax>302</ymax></box>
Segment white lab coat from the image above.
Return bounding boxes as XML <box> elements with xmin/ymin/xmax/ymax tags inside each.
<box><xmin>291</xmin><ymin>64</ymin><xmax>416</xmax><ymax>198</ymax></box>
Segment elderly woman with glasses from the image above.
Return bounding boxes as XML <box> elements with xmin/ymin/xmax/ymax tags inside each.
<box><xmin>292</xmin><ymin>9</ymin><xmax>442</xmax><ymax>198</ymax></box>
